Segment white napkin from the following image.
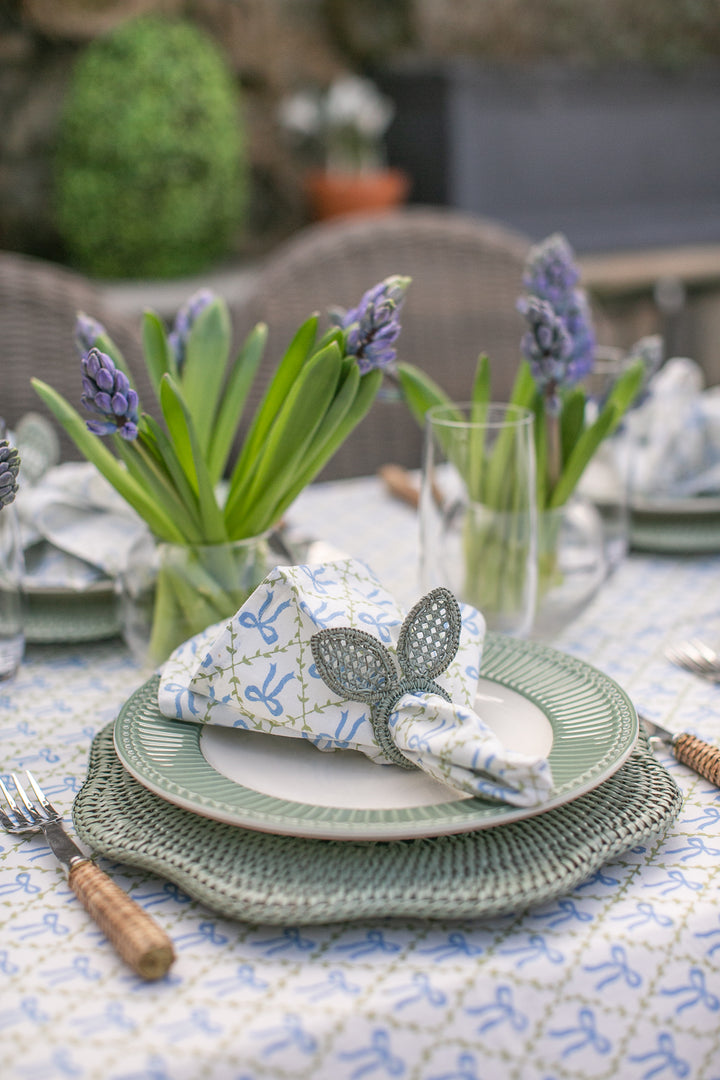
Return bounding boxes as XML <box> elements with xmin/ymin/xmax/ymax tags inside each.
<box><xmin>621</xmin><ymin>358</ymin><xmax>720</xmax><ymax>498</ymax></box>
<box><xmin>158</xmin><ymin>557</ymin><xmax>553</xmax><ymax>806</ymax></box>
<box><xmin>16</xmin><ymin>462</ymin><xmax>149</xmax><ymax>589</ymax></box>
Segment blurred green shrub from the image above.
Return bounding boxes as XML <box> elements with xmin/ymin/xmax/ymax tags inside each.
<box><xmin>54</xmin><ymin>14</ymin><xmax>247</xmax><ymax>279</ymax></box>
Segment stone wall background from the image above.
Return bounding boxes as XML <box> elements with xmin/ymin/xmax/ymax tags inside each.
<box><xmin>3</xmin><ymin>0</ymin><xmax>720</xmax><ymax>264</ymax></box>
<box><xmin>3</xmin><ymin>0</ymin><xmax>720</xmax><ymax>376</ymax></box>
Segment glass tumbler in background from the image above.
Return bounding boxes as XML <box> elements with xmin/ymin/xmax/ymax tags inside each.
<box><xmin>0</xmin><ymin>502</ymin><xmax>25</xmax><ymax>679</ymax></box>
<box><xmin>577</xmin><ymin>347</ymin><xmax>634</xmax><ymax>572</ymax></box>
<box><xmin>420</xmin><ymin>402</ymin><xmax>537</xmax><ymax>637</ymax></box>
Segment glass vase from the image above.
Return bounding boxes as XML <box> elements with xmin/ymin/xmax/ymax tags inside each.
<box><xmin>0</xmin><ymin>505</ymin><xmax>25</xmax><ymax>679</ymax></box>
<box><xmin>532</xmin><ymin>496</ymin><xmax>607</xmax><ymax>640</ymax></box>
<box><xmin>420</xmin><ymin>402</ymin><xmax>538</xmax><ymax>637</ymax></box>
<box><xmin>119</xmin><ymin>532</ymin><xmax>272</xmax><ymax>669</ymax></box>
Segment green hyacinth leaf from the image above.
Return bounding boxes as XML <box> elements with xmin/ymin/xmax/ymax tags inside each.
<box><xmin>140</xmin><ymin>416</ymin><xmax>203</xmax><ymax>528</ymax></box>
<box><xmin>207</xmin><ymin>321</ymin><xmax>267</xmax><ymax>485</ymax></box>
<box><xmin>268</xmin><ymin>361</ymin><xmax>370</xmax><ymax>519</ymax></box>
<box><xmin>142</xmin><ymin>310</ymin><xmax>176</xmax><ymax>400</ymax></box>
<box><xmin>226</xmin><ymin>314</ymin><xmax>319</xmax><ymax>510</ymax></box>
<box><xmin>113</xmin><ymin>437</ymin><xmax>203</xmax><ymax>544</ymax></box>
<box><xmin>226</xmin><ymin>341</ymin><xmax>343</xmax><ymax>536</ymax></box>
<box><xmin>180</xmin><ymin>298</ymin><xmax>232</xmax><ymax>456</ymax></box>
<box><xmin>31</xmin><ymin>378</ymin><xmax>186</xmax><ymax>543</ymax></box>
<box><xmin>160</xmin><ymin>374</ymin><xmax>227</xmax><ymax>542</ymax></box>
<box><xmin>560</xmin><ymin>388</ymin><xmax>586</xmax><ymax>466</ymax></box>
<box><xmin>396</xmin><ymin>362</ymin><xmax>454</xmax><ymax>426</ymax></box>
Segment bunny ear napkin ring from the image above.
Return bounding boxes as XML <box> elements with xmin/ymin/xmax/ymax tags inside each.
<box><xmin>311</xmin><ymin>587</ymin><xmax>462</xmax><ymax>769</ymax></box>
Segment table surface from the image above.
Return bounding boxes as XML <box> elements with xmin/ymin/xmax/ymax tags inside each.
<box><xmin>2</xmin><ymin>475</ymin><xmax>720</xmax><ymax>1080</ymax></box>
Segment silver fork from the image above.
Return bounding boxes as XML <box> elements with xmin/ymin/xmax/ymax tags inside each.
<box><xmin>0</xmin><ymin>771</ymin><xmax>174</xmax><ymax>980</ymax></box>
<box><xmin>665</xmin><ymin>639</ymin><xmax>720</xmax><ymax>683</ymax></box>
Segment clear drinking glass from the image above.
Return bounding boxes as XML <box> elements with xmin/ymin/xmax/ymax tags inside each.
<box><xmin>420</xmin><ymin>402</ymin><xmax>537</xmax><ymax>637</ymax></box>
<box><xmin>0</xmin><ymin>504</ymin><xmax>25</xmax><ymax>679</ymax></box>
<box><xmin>577</xmin><ymin>347</ymin><xmax>633</xmax><ymax>571</ymax></box>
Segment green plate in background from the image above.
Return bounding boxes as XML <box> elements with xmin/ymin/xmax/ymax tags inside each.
<box><xmin>23</xmin><ymin>579</ymin><xmax>120</xmax><ymax>643</ymax></box>
<box><xmin>630</xmin><ymin>494</ymin><xmax>720</xmax><ymax>554</ymax></box>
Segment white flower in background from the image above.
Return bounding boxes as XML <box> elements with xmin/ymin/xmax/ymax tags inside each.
<box><xmin>278</xmin><ymin>90</ymin><xmax>322</xmax><ymax>137</ymax></box>
<box><xmin>324</xmin><ymin>76</ymin><xmax>395</xmax><ymax>138</ymax></box>
<box><xmin>279</xmin><ymin>74</ymin><xmax>395</xmax><ymax>172</ymax></box>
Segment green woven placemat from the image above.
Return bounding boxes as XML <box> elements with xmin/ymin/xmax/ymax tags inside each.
<box><xmin>73</xmin><ymin>723</ymin><xmax>683</xmax><ymax>924</ymax></box>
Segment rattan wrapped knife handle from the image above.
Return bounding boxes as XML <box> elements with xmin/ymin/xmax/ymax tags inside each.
<box><xmin>68</xmin><ymin>859</ymin><xmax>175</xmax><ymax>979</ymax></box>
<box><xmin>673</xmin><ymin>733</ymin><xmax>720</xmax><ymax>787</ymax></box>
<box><xmin>378</xmin><ymin>464</ymin><xmax>420</xmax><ymax>508</ymax></box>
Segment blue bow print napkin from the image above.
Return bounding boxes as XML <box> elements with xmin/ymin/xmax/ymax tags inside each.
<box><xmin>622</xmin><ymin>358</ymin><xmax>720</xmax><ymax>498</ymax></box>
<box><xmin>157</xmin><ymin>557</ymin><xmax>553</xmax><ymax>806</ymax></box>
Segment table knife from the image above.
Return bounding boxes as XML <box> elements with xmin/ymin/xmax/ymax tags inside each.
<box><xmin>640</xmin><ymin>716</ymin><xmax>720</xmax><ymax>786</ymax></box>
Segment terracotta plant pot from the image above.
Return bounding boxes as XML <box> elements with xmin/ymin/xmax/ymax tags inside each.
<box><xmin>304</xmin><ymin>168</ymin><xmax>410</xmax><ymax>221</ymax></box>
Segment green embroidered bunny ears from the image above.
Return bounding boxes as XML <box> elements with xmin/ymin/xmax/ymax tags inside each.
<box><xmin>311</xmin><ymin>587</ymin><xmax>462</xmax><ymax>768</ymax></box>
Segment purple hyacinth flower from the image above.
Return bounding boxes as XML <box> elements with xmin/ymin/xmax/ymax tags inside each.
<box><xmin>522</xmin><ymin>233</ymin><xmax>581</xmax><ymax>308</ymax></box>
<box><xmin>557</xmin><ymin>289</ymin><xmax>596</xmax><ymax>385</ymax></box>
<box><xmin>168</xmin><ymin>289</ymin><xmax>216</xmax><ymax>371</ymax></box>
<box><xmin>519</xmin><ymin>297</ymin><xmax>573</xmax><ymax>416</ymax></box>
<box><xmin>518</xmin><ymin>232</ymin><xmax>595</xmax><ymax>389</ymax></box>
<box><xmin>0</xmin><ymin>436</ymin><xmax>21</xmax><ymax>509</ymax></box>
<box><xmin>75</xmin><ymin>312</ymin><xmax>109</xmax><ymax>357</ymax></box>
<box><xmin>330</xmin><ymin>275</ymin><xmax>411</xmax><ymax>374</ymax></box>
<box><xmin>80</xmin><ymin>348</ymin><xmax>139</xmax><ymax>440</ymax></box>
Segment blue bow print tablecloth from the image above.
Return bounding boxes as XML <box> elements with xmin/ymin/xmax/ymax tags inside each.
<box><xmin>1</xmin><ymin>473</ymin><xmax>720</xmax><ymax>1080</ymax></box>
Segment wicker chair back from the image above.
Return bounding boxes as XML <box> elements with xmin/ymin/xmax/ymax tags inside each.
<box><xmin>0</xmin><ymin>251</ymin><xmax>147</xmax><ymax>462</ymax></box>
<box><xmin>232</xmin><ymin>207</ymin><xmax>531</xmax><ymax>479</ymax></box>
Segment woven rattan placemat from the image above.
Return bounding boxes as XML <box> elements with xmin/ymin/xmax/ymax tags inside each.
<box><xmin>73</xmin><ymin>723</ymin><xmax>683</xmax><ymax>924</ymax></box>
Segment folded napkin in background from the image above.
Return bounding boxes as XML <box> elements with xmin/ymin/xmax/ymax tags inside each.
<box><xmin>16</xmin><ymin>461</ymin><xmax>150</xmax><ymax>590</ymax></box>
<box><xmin>622</xmin><ymin>358</ymin><xmax>720</xmax><ymax>498</ymax></box>
<box><xmin>12</xmin><ymin>411</ymin><xmax>60</xmax><ymax>486</ymax></box>
<box><xmin>158</xmin><ymin>557</ymin><xmax>554</xmax><ymax>806</ymax></box>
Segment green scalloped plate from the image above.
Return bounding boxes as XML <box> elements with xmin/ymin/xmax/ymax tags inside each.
<box><xmin>113</xmin><ymin>634</ymin><xmax>638</xmax><ymax>841</ymax></box>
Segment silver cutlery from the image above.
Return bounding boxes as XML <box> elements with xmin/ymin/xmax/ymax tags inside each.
<box><xmin>665</xmin><ymin>638</ymin><xmax>720</xmax><ymax>682</ymax></box>
<box><xmin>639</xmin><ymin>715</ymin><xmax>720</xmax><ymax>786</ymax></box>
<box><xmin>0</xmin><ymin>770</ymin><xmax>175</xmax><ymax>980</ymax></box>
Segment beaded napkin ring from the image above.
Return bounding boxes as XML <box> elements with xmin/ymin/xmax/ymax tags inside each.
<box><xmin>311</xmin><ymin>587</ymin><xmax>461</xmax><ymax>768</ymax></box>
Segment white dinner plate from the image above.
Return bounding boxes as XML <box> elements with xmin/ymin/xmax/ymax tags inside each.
<box><xmin>113</xmin><ymin>633</ymin><xmax>638</xmax><ymax>841</ymax></box>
